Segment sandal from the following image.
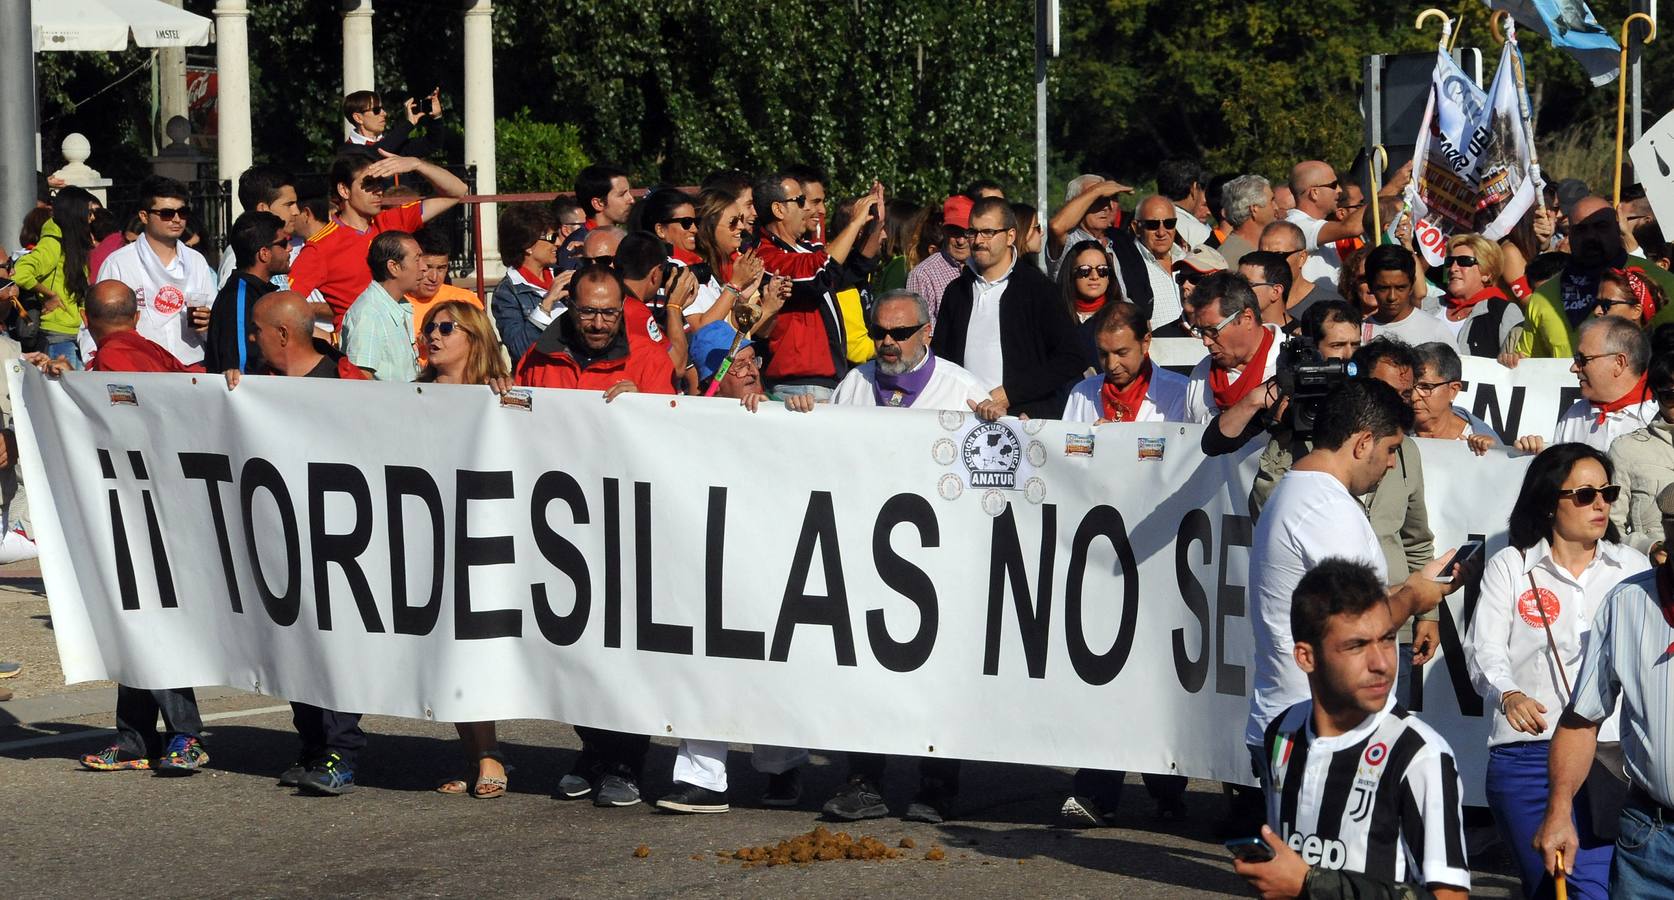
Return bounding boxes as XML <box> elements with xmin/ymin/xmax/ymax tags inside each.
<box><xmin>436</xmin><ymin>777</ymin><xmax>471</xmax><ymax>795</ymax></box>
<box><xmin>472</xmin><ymin>750</ymin><xmax>511</xmax><ymax>800</ymax></box>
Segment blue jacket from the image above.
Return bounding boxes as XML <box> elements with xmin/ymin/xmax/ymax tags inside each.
<box><xmin>492</xmin><ymin>272</ymin><xmax>556</xmax><ymax>362</ymax></box>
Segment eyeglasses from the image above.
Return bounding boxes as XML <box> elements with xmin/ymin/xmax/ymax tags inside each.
<box><xmin>1245</xmin><ymin>281</ymin><xmax>1279</xmax><ymax>289</ymax></box>
<box><xmin>1558</xmin><ymin>484</ymin><xmax>1622</xmax><ymax>506</ymax></box>
<box><xmin>537</xmin><ymin>231</ymin><xmax>560</xmax><ymax>245</ymax></box>
<box><xmin>971</xmin><ymin>227</ymin><xmax>1012</xmax><ymax>241</ymax></box>
<box><xmin>1073</xmin><ymin>265</ymin><xmax>1112</xmax><ymax>278</ymax></box>
<box><xmin>573</xmin><ymin>307</ymin><xmax>622</xmax><ymax>320</ymax></box>
<box><xmin>661</xmin><ymin>216</ymin><xmax>697</xmax><ymax>229</ymax></box>
<box><xmin>943</xmin><ymin>227</ymin><xmax>971</xmax><ymax>241</ymax></box>
<box><xmin>147</xmin><ymin>207</ymin><xmax>191</xmax><ymax>221</ymax></box>
<box><xmin>1412</xmin><ymin>380</ymin><xmax>1456</xmax><ymax>396</ymax></box>
<box><xmin>1176</xmin><ymin>270</ymin><xmax>1209</xmax><ymax>286</ymax></box>
<box><xmin>725</xmin><ymin>215</ymin><xmax>744</xmax><ymax>230</ymax></box>
<box><xmin>867</xmin><ymin>322</ymin><xmax>927</xmax><ymax>342</ymax></box>
<box><xmin>1186</xmin><ymin>309</ymin><xmax>1246</xmax><ymax>341</ymax></box>
<box><xmin>1311</xmin><ymin>180</ymin><xmax>1340</xmax><ymax>192</ymax></box>
<box><xmin>423</xmin><ymin>320</ymin><xmax>463</xmax><ymax>337</ymax></box>
<box><xmin>1572</xmin><ymin>351</ymin><xmax>1622</xmax><ymax>367</ymax></box>
<box><xmin>1339</xmin><ymin>200</ymin><xmax>1367</xmax><ymax>211</ymax></box>
<box><xmin>1445</xmin><ymin>255</ymin><xmax>1479</xmax><ymax>268</ymax></box>
<box><xmin>780</xmin><ymin>195</ymin><xmax>806</xmax><ymax>208</ymax></box>
<box><xmin>1138</xmin><ymin>218</ymin><xmax>1177</xmax><ymax>231</ymax></box>
<box><xmin>1656</xmin><ymin>387</ymin><xmax>1674</xmax><ymax>404</ymax></box>
<box><xmin>1085</xmin><ymin>197</ymin><xmax>1113</xmax><ymax>213</ymax></box>
<box><xmin>364</xmin><ymin>105</ymin><xmax>385</xmax><ymax>115</ymax></box>
<box><xmin>269</xmin><ymin>238</ymin><xmax>291</xmax><ymax>250</ymax></box>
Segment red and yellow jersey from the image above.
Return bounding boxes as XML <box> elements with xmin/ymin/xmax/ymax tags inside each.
<box><xmin>290</xmin><ymin>202</ymin><xmax>425</xmax><ymax>327</ymax></box>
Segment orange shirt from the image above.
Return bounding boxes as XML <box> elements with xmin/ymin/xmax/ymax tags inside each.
<box><xmin>405</xmin><ymin>282</ymin><xmax>484</xmax><ymax>359</ymax></box>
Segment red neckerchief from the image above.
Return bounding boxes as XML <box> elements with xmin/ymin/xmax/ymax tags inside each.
<box><xmin>518</xmin><ymin>265</ymin><xmax>554</xmax><ymax>291</ymax></box>
<box><xmin>1075</xmin><ymin>295</ymin><xmax>1106</xmax><ymax>316</ymax></box>
<box><xmin>1653</xmin><ymin>568</ymin><xmax>1674</xmax><ymax>655</ymax></box>
<box><xmin>1209</xmin><ymin>326</ymin><xmax>1275</xmax><ymax>411</ymax></box>
<box><xmin>1445</xmin><ymin>285</ymin><xmax>1508</xmax><ymax>312</ymax></box>
<box><xmin>1593</xmin><ymin>372</ymin><xmax>1649</xmax><ymax>425</ymax></box>
<box><xmin>1101</xmin><ymin>359</ymin><xmax>1153</xmax><ymax>422</ymax></box>
<box><xmin>671</xmin><ymin>245</ymin><xmax>702</xmax><ymax>266</ymax></box>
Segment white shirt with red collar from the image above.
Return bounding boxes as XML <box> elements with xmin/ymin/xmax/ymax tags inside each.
<box><xmin>1183</xmin><ymin>323</ymin><xmax>1284</xmax><ymax>423</ymax></box>
<box><xmin>1553</xmin><ymin>391</ymin><xmax>1657</xmax><ymax>452</ymax></box>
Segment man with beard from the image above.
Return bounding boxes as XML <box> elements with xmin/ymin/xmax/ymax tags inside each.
<box><xmin>1062</xmin><ymin>301</ymin><xmax>1189</xmax><ymax>423</ymax></box>
<box><xmin>832</xmin><ymin>289</ymin><xmax>995</xmax><ymax>412</ymax></box>
<box><xmin>1518</xmin><ymin>196</ymin><xmax>1674</xmax><ymax>359</ymax></box>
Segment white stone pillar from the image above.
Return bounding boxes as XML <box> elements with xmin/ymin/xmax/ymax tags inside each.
<box><xmin>342</xmin><ymin>0</ymin><xmax>376</xmax><ymax>140</ymax></box>
<box><xmin>214</xmin><ymin>0</ymin><xmax>254</xmax><ymax>215</ymax></box>
<box><xmin>463</xmin><ymin>0</ymin><xmax>500</xmax><ymax>277</ymax></box>
<box><xmin>158</xmin><ymin>0</ymin><xmax>189</xmax><ymax>129</ymax></box>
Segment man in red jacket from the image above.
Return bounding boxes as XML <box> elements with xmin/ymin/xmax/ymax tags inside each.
<box><xmin>516</xmin><ymin>264</ymin><xmax>675</xmax><ymax>399</ymax></box>
<box><xmin>81</xmin><ymin>280</ymin><xmax>205</xmax><ymax>374</ymax></box>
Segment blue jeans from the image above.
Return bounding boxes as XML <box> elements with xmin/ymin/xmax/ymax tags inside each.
<box><xmin>1614</xmin><ymin>796</ymin><xmax>1674</xmax><ymax>897</ymax></box>
<box><xmin>45</xmin><ymin>336</ymin><xmax>82</xmax><ymax>370</ymax></box>
<box><xmin>1485</xmin><ymin>741</ymin><xmax>1612</xmax><ymax>899</ymax></box>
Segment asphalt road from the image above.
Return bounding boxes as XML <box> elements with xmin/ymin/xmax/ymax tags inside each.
<box><xmin>0</xmin><ymin>569</ymin><xmax>1523</xmax><ymax>899</ymax></box>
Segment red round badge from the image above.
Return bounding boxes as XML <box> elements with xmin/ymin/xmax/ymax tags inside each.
<box><xmin>1516</xmin><ymin>587</ymin><xmax>1561</xmax><ymax>628</ymax></box>
<box><xmin>151</xmin><ymin>285</ymin><xmax>186</xmax><ymax>316</ymax></box>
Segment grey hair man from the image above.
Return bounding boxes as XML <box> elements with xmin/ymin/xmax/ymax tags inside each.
<box><xmin>1547</xmin><ymin>315</ymin><xmax>1655</xmax><ymax>451</ymax></box>
<box><xmin>832</xmin><ymin>289</ymin><xmax>996</xmax><ymax>412</ymax></box>
<box><xmin>1217</xmin><ymin>175</ymin><xmax>1276</xmax><ymax>268</ymax></box>
<box><xmin>1046</xmin><ymin>173</ymin><xmax>1132</xmax><ymax>273</ymax></box>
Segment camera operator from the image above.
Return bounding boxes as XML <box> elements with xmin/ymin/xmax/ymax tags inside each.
<box><xmin>1201</xmin><ymin>300</ymin><xmax>1363</xmax><ymax>456</ymax></box>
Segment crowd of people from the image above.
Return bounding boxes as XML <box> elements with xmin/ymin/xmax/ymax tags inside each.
<box><xmin>4</xmin><ymin>84</ymin><xmax>1674</xmax><ymax>898</ymax></box>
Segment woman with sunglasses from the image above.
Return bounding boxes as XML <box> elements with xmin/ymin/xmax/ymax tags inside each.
<box><xmin>414</xmin><ymin>300</ymin><xmax>515</xmax><ymax>798</ymax></box>
<box><xmin>638</xmin><ymin>188</ymin><xmax>701</xmax><ymax>267</ymax></box>
<box><xmin>1608</xmin><ymin>349</ymin><xmax>1674</xmax><ymax>563</ymax></box>
<box><xmin>685</xmin><ymin>189</ymin><xmax>765</xmax><ymax>330</ymax></box>
<box><xmin>1589</xmin><ymin>269</ymin><xmax>1662</xmax><ymax>324</ymax></box>
<box><xmin>1432</xmin><ymin>233</ymin><xmax>1525</xmax><ymax>358</ymax></box>
<box><xmin>1465</xmin><ymin>443</ymin><xmax>1648</xmax><ymax>899</ymax></box>
<box><xmin>1058</xmin><ymin>238</ymin><xmax>1119</xmax><ymax>324</ymax></box>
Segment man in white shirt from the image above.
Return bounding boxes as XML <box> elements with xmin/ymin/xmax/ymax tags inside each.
<box><xmin>1116</xmin><ymin>195</ymin><xmax>1189</xmax><ymax>331</ymax></box>
<box><xmin>833</xmin><ymin>290</ymin><xmax>995</xmax><ymax>413</ymax></box>
<box><xmin>1246</xmin><ymin>378</ymin><xmax>1463</xmax><ymax>768</ymax></box>
<box><xmin>1158</xmin><ymin>159</ymin><xmax>1212</xmax><ymax>249</ymax></box>
<box><xmin>1063</xmin><ymin>301</ymin><xmax>1189</xmax><ymax>423</ymax></box>
<box><xmin>96</xmin><ymin>175</ymin><xmax>217</xmax><ymax>366</ymax></box>
<box><xmin>1181</xmin><ymin>273</ymin><xmax>1285</xmax><ymax>422</ymax></box>
<box><xmin>1284</xmin><ymin>160</ymin><xmax>1365</xmax><ymax>285</ymax></box>
<box><xmin>1364</xmin><ymin>244</ymin><xmax>1454</xmax><ymax>347</ymax></box>
<box><xmin>1554</xmin><ymin>315</ymin><xmax>1654</xmax><ymax>450</ymax></box>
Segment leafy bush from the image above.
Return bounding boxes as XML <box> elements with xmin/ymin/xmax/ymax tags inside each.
<box><xmin>495</xmin><ymin>109</ymin><xmax>589</xmax><ymax>194</ymax></box>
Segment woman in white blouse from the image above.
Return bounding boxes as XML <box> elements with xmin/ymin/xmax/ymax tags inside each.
<box><xmin>1465</xmin><ymin>443</ymin><xmax>1649</xmax><ymax>899</ymax></box>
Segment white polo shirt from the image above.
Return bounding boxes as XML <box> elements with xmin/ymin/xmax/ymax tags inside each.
<box><xmin>1285</xmin><ymin>208</ymin><xmax>1343</xmax><ymax>285</ymax></box>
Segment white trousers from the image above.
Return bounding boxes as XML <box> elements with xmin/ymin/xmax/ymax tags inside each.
<box><xmin>671</xmin><ymin>739</ymin><xmax>808</xmax><ymax>792</ymax></box>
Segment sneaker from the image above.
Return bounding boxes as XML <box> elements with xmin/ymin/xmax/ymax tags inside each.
<box><xmin>557</xmin><ymin>772</ymin><xmax>594</xmax><ymax>799</ymax></box>
<box><xmin>298</xmin><ymin>752</ymin><xmax>355</xmax><ymax>796</ymax></box>
<box><xmin>155</xmin><ymin>734</ymin><xmax>209</xmax><ymax>775</ymax></box>
<box><xmin>592</xmin><ymin>773</ymin><xmax>641</xmax><ymax>808</ymax></box>
<box><xmin>1060</xmin><ymin>795</ymin><xmax>1109</xmax><ymax>827</ymax></box>
<box><xmin>278</xmin><ymin>759</ymin><xmax>309</xmax><ymax>787</ymax></box>
<box><xmin>904</xmin><ymin>783</ymin><xmax>954</xmax><ymax>824</ymax></box>
<box><xmin>822</xmin><ymin>777</ymin><xmax>888</xmax><ymax>821</ymax></box>
<box><xmin>80</xmin><ymin>745</ymin><xmax>151</xmax><ymax>771</ymax></box>
<box><xmin>761</xmin><ymin>769</ymin><xmax>802</xmax><ymax>808</ymax></box>
<box><xmin>655</xmin><ymin>782</ymin><xmax>729</xmax><ymax>814</ymax></box>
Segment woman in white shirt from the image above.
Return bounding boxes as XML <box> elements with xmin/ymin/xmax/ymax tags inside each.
<box><xmin>1465</xmin><ymin>443</ymin><xmax>1648</xmax><ymax>900</ymax></box>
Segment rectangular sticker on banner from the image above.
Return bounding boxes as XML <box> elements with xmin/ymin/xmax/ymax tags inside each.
<box><xmin>1065</xmin><ymin>433</ymin><xmax>1094</xmax><ymax>457</ymax></box>
<box><xmin>499</xmin><ymin>388</ymin><xmax>533</xmax><ymax>412</ymax></box>
<box><xmin>106</xmin><ymin>384</ymin><xmax>138</xmax><ymax>407</ymax></box>
<box><xmin>1137</xmin><ymin>437</ymin><xmax>1165</xmax><ymax>461</ymax></box>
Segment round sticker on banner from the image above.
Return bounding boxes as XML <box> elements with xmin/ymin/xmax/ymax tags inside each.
<box><xmin>938</xmin><ymin>410</ymin><xmax>964</xmax><ymax>431</ymax></box>
<box><xmin>1022</xmin><ymin>417</ymin><xmax>1046</xmax><ymax>435</ymax></box>
<box><xmin>937</xmin><ymin>473</ymin><xmax>963</xmax><ymax>501</ymax></box>
<box><xmin>980</xmin><ymin>490</ymin><xmax>1008</xmax><ymax>516</ymax></box>
<box><xmin>1024</xmin><ymin>477</ymin><xmax>1046</xmax><ymax>504</ymax></box>
<box><xmin>1026</xmin><ymin>441</ymin><xmax>1047</xmax><ymax>467</ymax></box>
<box><xmin>151</xmin><ymin>284</ymin><xmax>186</xmax><ymax>316</ymax></box>
<box><xmin>931</xmin><ymin>438</ymin><xmax>956</xmax><ymax>466</ymax></box>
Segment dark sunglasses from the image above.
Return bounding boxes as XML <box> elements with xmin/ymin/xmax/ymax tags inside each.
<box><xmin>1138</xmin><ymin>218</ymin><xmax>1177</xmax><ymax>231</ymax></box>
<box><xmin>579</xmin><ymin>254</ymin><xmax>615</xmax><ymax>267</ymax></box>
<box><xmin>661</xmin><ymin>216</ymin><xmax>698</xmax><ymax>229</ymax></box>
<box><xmin>1073</xmin><ymin>264</ymin><xmax>1112</xmax><ymax>278</ymax></box>
<box><xmin>147</xmin><ymin>207</ymin><xmax>192</xmax><ymax>221</ymax></box>
<box><xmin>423</xmin><ymin>320</ymin><xmax>462</xmax><ymax>337</ymax></box>
<box><xmin>781</xmin><ymin>194</ymin><xmax>807</xmax><ymax>208</ymax></box>
<box><xmin>364</xmin><ymin>105</ymin><xmax>384</xmax><ymax>115</ymax></box>
<box><xmin>867</xmin><ymin>322</ymin><xmax>927</xmax><ymax>342</ymax></box>
<box><xmin>269</xmin><ymin>238</ymin><xmax>290</xmax><ymax>250</ymax></box>
<box><xmin>1445</xmin><ymin>255</ymin><xmax>1478</xmax><ymax>268</ymax></box>
<box><xmin>537</xmin><ymin>231</ymin><xmax>560</xmax><ymax>244</ymax></box>
<box><xmin>1655</xmin><ymin>387</ymin><xmax>1674</xmax><ymax>404</ymax></box>
<box><xmin>1558</xmin><ymin>484</ymin><xmax>1621</xmax><ymax>506</ymax></box>
<box><xmin>1085</xmin><ymin>197</ymin><xmax>1113</xmax><ymax>213</ymax></box>
<box><xmin>1596</xmin><ymin>297</ymin><xmax>1640</xmax><ymax>312</ymax></box>
<box><xmin>1313</xmin><ymin>179</ymin><xmax>1339</xmax><ymax>191</ymax></box>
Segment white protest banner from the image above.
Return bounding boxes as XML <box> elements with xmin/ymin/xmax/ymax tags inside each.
<box><xmin>1629</xmin><ymin>109</ymin><xmax>1674</xmax><ymax>230</ymax></box>
<box><xmin>1410</xmin><ymin>44</ymin><xmax>1491</xmax><ymax>266</ymax></box>
<box><xmin>13</xmin><ymin>367</ymin><xmax>1544</xmax><ymax>802</ymax></box>
<box><xmin>1476</xmin><ymin>36</ymin><xmax>1542</xmax><ymax>241</ymax></box>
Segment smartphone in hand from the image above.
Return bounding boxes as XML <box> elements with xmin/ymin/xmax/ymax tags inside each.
<box><xmin>1432</xmin><ymin>540</ymin><xmax>1485</xmax><ymax>583</ymax></box>
<box><xmin>1224</xmin><ymin>836</ymin><xmax>1275</xmax><ymax>863</ymax></box>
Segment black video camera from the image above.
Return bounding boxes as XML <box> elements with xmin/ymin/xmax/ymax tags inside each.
<box><xmin>1272</xmin><ymin>336</ymin><xmax>1355</xmax><ymax>434</ymax></box>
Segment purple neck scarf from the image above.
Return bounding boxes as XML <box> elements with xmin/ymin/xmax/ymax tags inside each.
<box><xmin>874</xmin><ymin>352</ymin><xmax>938</xmax><ymax>407</ymax></box>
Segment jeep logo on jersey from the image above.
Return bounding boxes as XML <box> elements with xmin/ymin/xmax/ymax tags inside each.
<box><xmin>1287</xmin><ymin>831</ymin><xmax>1348</xmax><ymax>869</ymax></box>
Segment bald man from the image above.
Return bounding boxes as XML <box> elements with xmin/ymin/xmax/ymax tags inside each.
<box><xmin>577</xmin><ymin>225</ymin><xmax>624</xmax><ymax>268</ymax></box>
<box><xmin>82</xmin><ymin>280</ymin><xmax>205</xmax><ymax>374</ymax></box>
<box><xmin>1519</xmin><ymin>197</ymin><xmax>1674</xmax><ymax>359</ymax></box>
<box><xmin>1285</xmin><ymin>160</ymin><xmax>1364</xmax><ymax>284</ymax></box>
<box><xmin>251</xmin><ymin>291</ymin><xmax>370</xmax><ymax>380</ymax></box>
<box><xmin>1112</xmin><ymin>194</ymin><xmax>1188</xmax><ymax>331</ymax></box>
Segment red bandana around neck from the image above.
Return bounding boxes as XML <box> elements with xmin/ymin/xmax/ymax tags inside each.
<box><xmin>1445</xmin><ymin>285</ymin><xmax>1507</xmax><ymax>312</ymax></box>
<box><xmin>1209</xmin><ymin>325</ymin><xmax>1275</xmax><ymax>411</ymax></box>
<box><xmin>519</xmin><ymin>265</ymin><xmax>555</xmax><ymax>291</ymax></box>
<box><xmin>1100</xmin><ymin>359</ymin><xmax>1153</xmax><ymax>422</ymax></box>
<box><xmin>1593</xmin><ymin>371</ymin><xmax>1649</xmax><ymax>425</ymax></box>
<box><xmin>1075</xmin><ymin>295</ymin><xmax>1107</xmax><ymax>316</ymax></box>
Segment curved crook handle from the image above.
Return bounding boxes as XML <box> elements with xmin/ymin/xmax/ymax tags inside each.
<box><xmin>1490</xmin><ymin>10</ymin><xmax>1513</xmax><ymax>44</ymax></box>
<box><xmin>1621</xmin><ymin>11</ymin><xmax>1656</xmax><ymax>47</ymax></box>
<box><xmin>1416</xmin><ymin>8</ymin><xmax>1453</xmax><ymax>45</ymax></box>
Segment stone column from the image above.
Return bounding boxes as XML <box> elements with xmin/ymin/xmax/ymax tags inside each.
<box><xmin>158</xmin><ymin>0</ymin><xmax>190</xmax><ymax>131</ymax></box>
<box><xmin>214</xmin><ymin>0</ymin><xmax>254</xmax><ymax>215</ymax></box>
<box><xmin>462</xmin><ymin>0</ymin><xmax>500</xmax><ymax>276</ymax></box>
<box><xmin>0</xmin><ymin>0</ymin><xmax>35</xmax><ymax>253</ymax></box>
<box><xmin>342</xmin><ymin>0</ymin><xmax>376</xmax><ymax>140</ymax></box>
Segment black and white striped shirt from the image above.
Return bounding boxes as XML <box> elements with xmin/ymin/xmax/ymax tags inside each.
<box><xmin>1263</xmin><ymin>697</ymin><xmax>1471</xmax><ymax>890</ymax></box>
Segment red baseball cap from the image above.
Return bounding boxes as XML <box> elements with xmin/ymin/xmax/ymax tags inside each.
<box><xmin>943</xmin><ymin>195</ymin><xmax>973</xmax><ymax>230</ymax></box>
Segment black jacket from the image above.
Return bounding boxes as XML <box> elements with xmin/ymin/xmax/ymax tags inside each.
<box><xmin>930</xmin><ymin>256</ymin><xmax>1086</xmax><ymax>419</ymax></box>
<box><xmin>204</xmin><ymin>272</ymin><xmax>275</xmax><ymax>374</ymax></box>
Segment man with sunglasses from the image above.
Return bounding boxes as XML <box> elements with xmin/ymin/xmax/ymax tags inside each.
<box><xmin>338</xmin><ymin>89</ymin><xmax>440</xmax><ymax>160</ymax></box>
<box><xmin>290</xmin><ymin>152</ymin><xmax>466</xmax><ymax>331</ymax></box>
<box><xmin>906</xmin><ymin>195</ymin><xmax>974</xmax><ymax>325</ymax></box>
<box><xmin>1283</xmin><ymin>160</ymin><xmax>1365</xmax><ymax>285</ymax></box>
<box><xmin>96</xmin><ymin>175</ymin><xmax>217</xmax><ymax>366</ymax></box>
<box><xmin>830</xmin><ymin>289</ymin><xmax>994</xmax><ymax>412</ymax></box>
<box><xmin>1046</xmin><ymin>175</ymin><xmax>1130</xmax><ymax>277</ymax></box>
<box><xmin>1516</xmin><ymin>197</ymin><xmax>1674</xmax><ymax>360</ymax></box>
<box><xmin>1112</xmin><ymin>195</ymin><xmax>1189</xmax><ymax>331</ymax></box>
<box><xmin>205</xmin><ymin>211</ymin><xmax>290</xmax><ymax>374</ymax></box>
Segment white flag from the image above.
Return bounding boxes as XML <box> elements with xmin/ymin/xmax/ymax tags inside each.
<box><xmin>1408</xmin><ymin>48</ymin><xmax>1490</xmax><ymax>266</ymax></box>
<box><xmin>1477</xmin><ymin>39</ymin><xmax>1542</xmax><ymax>240</ymax></box>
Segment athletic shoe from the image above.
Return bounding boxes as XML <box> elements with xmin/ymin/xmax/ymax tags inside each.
<box><xmin>80</xmin><ymin>745</ymin><xmax>151</xmax><ymax>771</ymax></box>
<box><xmin>592</xmin><ymin>773</ymin><xmax>641</xmax><ymax>807</ymax></box>
<box><xmin>761</xmin><ymin>769</ymin><xmax>802</xmax><ymax>808</ymax></box>
<box><xmin>904</xmin><ymin>783</ymin><xmax>954</xmax><ymax>824</ymax></box>
<box><xmin>655</xmin><ymin>782</ymin><xmax>730</xmax><ymax>814</ymax></box>
<box><xmin>557</xmin><ymin>773</ymin><xmax>594</xmax><ymax>799</ymax></box>
<box><xmin>298</xmin><ymin>752</ymin><xmax>355</xmax><ymax>796</ymax></box>
<box><xmin>155</xmin><ymin>734</ymin><xmax>209</xmax><ymax>774</ymax></box>
<box><xmin>822</xmin><ymin>777</ymin><xmax>888</xmax><ymax>821</ymax></box>
<box><xmin>1060</xmin><ymin>795</ymin><xmax>1110</xmax><ymax>827</ymax></box>
<box><xmin>0</xmin><ymin>660</ymin><xmax>21</xmax><ymax>678</ymax></box>
<box><xmin>278</xmin><ymin>759</ymin><xmax>309</xmax><ymax>787</ymax></box>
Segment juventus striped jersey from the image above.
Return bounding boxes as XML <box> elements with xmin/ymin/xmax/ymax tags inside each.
<box><xmin>1263</xmin><ymin>696</ymin><xmax>1471</xmax><ymax>891</ymax></box>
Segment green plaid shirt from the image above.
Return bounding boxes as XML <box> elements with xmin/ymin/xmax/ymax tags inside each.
<box><xmin>342</xmin><ymin>280</ymin><xmax>419</xmax><ymax>382</ymax></box>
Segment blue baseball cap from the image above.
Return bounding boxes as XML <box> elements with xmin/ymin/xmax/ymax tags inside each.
<box><xmin>690</xmin><ymin>320</ymin><xmax>751</xmax><ymax>382</ymax></box>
